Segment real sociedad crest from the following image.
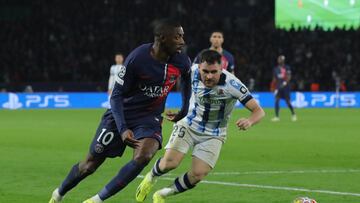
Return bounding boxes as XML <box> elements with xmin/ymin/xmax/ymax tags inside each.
<box><xmin>217</xmin><ymin>88</ymin><xmax>224</xmax><ymax>95</ymax></box>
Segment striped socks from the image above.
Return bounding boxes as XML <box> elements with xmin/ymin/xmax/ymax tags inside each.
<box><xmin>151</xmin><ymin>158</ymin><xmax>166</xmax><ymax>177</ymax></box>
<box><xmin>174</xmin><ymin>173</ymin><xmax>195</xmax><ymax>193</ymax></box>
<box><xmin>157</xmin><ymin>173</ymin><xmax>196</xmax><ymax>197</ymax></box>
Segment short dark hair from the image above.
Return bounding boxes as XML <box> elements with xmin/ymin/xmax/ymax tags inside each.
<box><xmin>153</xmin><ymin>18</ymin><xmax>181</xmax><ymax>37</ymax></box>
<box><xmin>210</xmin><ymin>30</ymin><xmax>224</xmax><ymax>37</ymax></box>
<box><xmin>199</xmin><ymin>49</ymin><xmax>222</xmax><ymax>65</ymax></box>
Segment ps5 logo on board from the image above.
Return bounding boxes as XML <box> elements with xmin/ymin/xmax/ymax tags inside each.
<box><xmin>2</xmin><ymin>93</ymin><xmax>23</xmax><ymax>109</ymax></box>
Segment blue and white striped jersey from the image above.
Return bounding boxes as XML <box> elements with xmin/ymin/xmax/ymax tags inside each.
<box><xmin>184</xmin><ymin>64</ymin><xmax>253</xmax><ymax>139</ymax></box>
<box><xmin>108</xmin><ymin>64</ymin><xmax>125</xmax><ymax>91</ymax></box>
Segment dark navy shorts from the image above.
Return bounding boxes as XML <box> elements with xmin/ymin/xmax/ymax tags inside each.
<box><xmin>89</xmin><ymin>111</ymin><xmax>163</xmax><ymax>158</ymax></box>
<box><xmin>275</xmin><ymin>87</ymin><xmax>290</xmax><ymax>99</ymax></box>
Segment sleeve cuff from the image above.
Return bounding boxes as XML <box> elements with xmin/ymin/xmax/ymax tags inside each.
<box><xmin>240</xmin><ymin>95</ymin><xmax>253</xmax><ymax>106</ymax></box>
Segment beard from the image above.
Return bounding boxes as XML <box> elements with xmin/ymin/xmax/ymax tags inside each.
<box><xmin>162</xmin><ymin>43</ymin><xmax>178</xmax><ymax>56</ymax></box>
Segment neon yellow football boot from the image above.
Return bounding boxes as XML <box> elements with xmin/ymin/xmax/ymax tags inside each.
<box><xmin>153</xmin><ymin>191</ymin><xmax>165</xmax><ymax>203</ymax></box>
<box><xmin>136</xmin><ymin>172</ymin><xmax>157</xmax><ymax>202</ymax></box>
<box><xmin>48</xmin><ymin>198</ymin><xmax>58</xmax><ymax>203</ymax></box>
<box><xmin>82</xmin><ymin>199</ymin><xmax>96</xmax><ymax>203</ymax></box>
<box><xmin>49</xmin><ymin>188</ymin><xmax>62</xmax><ymax>203</ymax></box>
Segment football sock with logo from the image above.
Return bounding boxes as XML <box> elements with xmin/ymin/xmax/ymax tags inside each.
<box><xmin>98</xmin><ymin>160</ymin><xmax>145</xmax><ymax>200</ymax></box>
<box><xmin>58</xmin><ymin>163</ymin><xmax>88</xmax><ymax>196</ymax></box>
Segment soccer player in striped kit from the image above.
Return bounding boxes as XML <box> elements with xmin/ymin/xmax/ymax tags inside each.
<box><xmin>108</xmin><ymin>53</ymin><xmax>125</xmax><ymax>95</ymax></box>
<box><xmin>136</xmin><ymin>50</ymin><xmax>265</xmax><ymax>203</ymax></box>
<box><xmin>101</xmin><ymin>53</ymin><xmax>125</xmax><ymax>108</ymax></box>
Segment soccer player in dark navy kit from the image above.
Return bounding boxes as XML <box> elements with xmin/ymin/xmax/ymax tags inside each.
<box><xmin>271</xmin><ymin>55</ymin><xmax>297</xmax><ymax>122</ymax></box>
<box><xmin>49</xmin><ymin>19</ymin><xmax>192</xmax><ymax>203</ymax></box>
<box><xmin>193</xmin><ymin>31</ymin><xmax>235</xmax><ymax>74</ymax></box>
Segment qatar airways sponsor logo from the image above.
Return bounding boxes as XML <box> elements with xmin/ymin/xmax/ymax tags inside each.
<box><xmin>139</xmin><ymin>84</ymin><xmax>171</xmax><ymax>98</ymax></box>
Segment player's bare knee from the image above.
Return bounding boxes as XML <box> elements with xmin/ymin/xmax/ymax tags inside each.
<box><xmin>161</xmin><ymin>157</ymin><xmax>180</xmax><ymax>171</ymax></box>
<box><xmin>161</xmin><ymin>159</ymin><xmax>179</xmax><ymax>171</ymax></box>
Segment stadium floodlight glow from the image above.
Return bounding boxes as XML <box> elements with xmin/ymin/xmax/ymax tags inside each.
<box><xmin>275</xmin><ymin>0</ymin><xmax>360</xmax><ymax>31</ymax></box>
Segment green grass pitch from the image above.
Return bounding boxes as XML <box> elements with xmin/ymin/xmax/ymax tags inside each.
<box><xmin>0</xmin><ymin>108</ymin><xmax>359</xmax><ymax>202</ymax></box>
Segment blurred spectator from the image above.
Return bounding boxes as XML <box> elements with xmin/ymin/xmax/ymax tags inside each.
<box><xmin>310</xmin><ymin>83</ymin><xmax>320</xmax><ymax>92</ymax></box>
<box><xmin>24</xmin><ymin>85</ymin><xmax>34</xmax><ymax>93</ymax></box>
<box><xmin>1</xmin><ymin>0</ymin><xmax>359</xmax><ymax>91</ymax></box>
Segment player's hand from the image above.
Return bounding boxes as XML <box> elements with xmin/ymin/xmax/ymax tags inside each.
<box><xmin>236</xmin><ymin>118</ymin><xmax>252</xmax><ymax>131</ymax></box>
<box><xmin>165</xmin><ymin>110</ymin><xmax>178</xmax><ymax>122</ymax></box>
<box><xmin>121</xmin><ymin>129</ymin><xmax>140</xmax><ymax>148</ymax></box>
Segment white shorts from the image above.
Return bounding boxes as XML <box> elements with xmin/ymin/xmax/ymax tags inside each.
<box><xmin>165</xmin><ymin>120</ymin><xmax>223</xmax><ymax>168</ymax></box>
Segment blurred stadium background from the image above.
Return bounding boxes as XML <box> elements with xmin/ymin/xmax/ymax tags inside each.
<box><xmin>0</xmin><ymin>0</ymin><xmax>359</xmax><ymax>202</ymax></box>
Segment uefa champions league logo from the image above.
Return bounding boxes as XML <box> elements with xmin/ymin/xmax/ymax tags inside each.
<box><xmin>2</xmin><ymin>93</ymin><xmax>23</xmax><ymax>109</ymax></box>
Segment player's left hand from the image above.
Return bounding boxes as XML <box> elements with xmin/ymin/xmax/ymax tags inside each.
<box><xmin>236</xmin><ymin>118</ymin><xmax>252</xmax><ymax>131</ymax></box>
<box><xmin>121</xmin><ymin>129</ymin><xmax>140</xmax><ymax>148</ymax></box>
<box><xmin>165</xmin><ymin>110</ymin><xmax>178</xmax><ymax>122</ymax></box>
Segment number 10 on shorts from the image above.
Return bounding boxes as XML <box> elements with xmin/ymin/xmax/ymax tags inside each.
<box><xmin>97</xmin><ymin>128</ymin><xmax>114</xmax><ymax>145</ymax></box>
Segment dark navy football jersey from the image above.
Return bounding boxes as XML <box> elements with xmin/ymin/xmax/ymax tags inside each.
<box><xmin>273</xmin><ymin>64</ymin><xmax>291</xmax><ymax>89</ymax></box>
<box><xmin>110</xmin><ymin>43</ymin><xmax>191</xmax><ymax>133</ymax></box>
<box><xmin>193</xmin><ymin>49</ymin><xmax>235</xmax><ymax>72</ymax></box>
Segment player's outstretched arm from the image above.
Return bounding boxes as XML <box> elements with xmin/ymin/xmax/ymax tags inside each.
<box><xmin>110</xmin><ymin>63</ymin><xmax>136</xmax><ymax>145</ymax></box>
<box><xmin>236</xmin><ymin>98</ymin><xmax>265</xmax><ymax>130</ymax></box>
<box><xmin>170</xmin><ymin>67</ymin><xmax>192</xmax><ymax>122</ymax></box>
<box><xmin>108</xmin><ymin>76</ymin><xmax>114</xmax><ymax>95</ymax></box>
<box><xmin>111</xmin><ymin>84</ymin><xmax>140</xmax><ymax>148</ymax></box>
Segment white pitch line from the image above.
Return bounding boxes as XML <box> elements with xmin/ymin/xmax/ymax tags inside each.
<box><xmin>138</xmin><ymin>169</ymin><xmax>360</xmax><ymax>197</ymax></box>
<box><xmin>137</xmin><ymin>172</ymin><xmax>360</xmax><ymax>197</ymax></box>
<box><xmin>162</xmin><ymin>169</ymin><xmax>360</xmax><ymax>176</ymax></box>
<box><xmin>210</xmin><ymin>169</ymin><xmax>360</xmax><ymax>175</ymax></box>
<box><xmin>199</xmin><ymin>180</ymin><xmax>360</xmax><ymax>197</ymax></box>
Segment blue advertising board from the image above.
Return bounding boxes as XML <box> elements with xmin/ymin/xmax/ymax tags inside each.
<box><xmin>0</xmin><ymin>92</ymin><xmax>359</xmax><ymax>109</ymax></box>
